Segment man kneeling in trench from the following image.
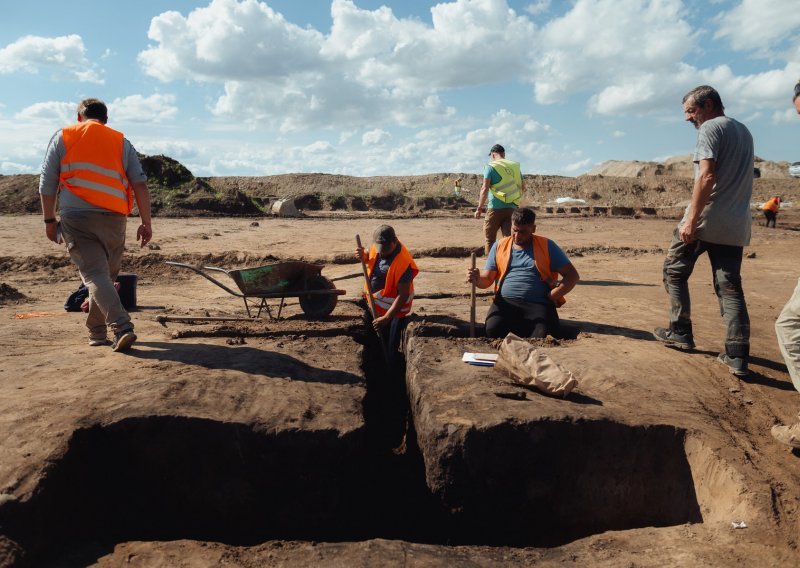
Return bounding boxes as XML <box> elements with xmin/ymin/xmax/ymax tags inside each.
<box><xmin>356</xmin><ymin>225</ymin><xmax>419</xmax><ymax>360</ymax></box>
<box><xmin>467</xmin><ymin>207</ymin><xmax>579</xmax><ymax>338</ymax></box>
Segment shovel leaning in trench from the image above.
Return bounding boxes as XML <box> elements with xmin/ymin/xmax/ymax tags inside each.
<box><xmin>356</xmin><ymin>235</ymin><xmax>390</xmax><ymax>365</ymax></box>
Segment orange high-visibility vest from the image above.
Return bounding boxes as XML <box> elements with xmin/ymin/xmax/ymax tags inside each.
<box><xmin>762</xmin><ymin>197</ymin><xmax>780</xmax><ymax>213</ymax></box>
<box><xmin>364</xmin><ymin>242</ymin><xmax>419</xmax><ymax>317</ymax></box>
<box><xmin>59</xmin><ymin>121</ymin><xmax>133</xmax><ymax>214</ymax></box>
<box><xmin>494</xmin><ymin>234</ymin><xmax>566</xmax><ymax>307</ymax></box>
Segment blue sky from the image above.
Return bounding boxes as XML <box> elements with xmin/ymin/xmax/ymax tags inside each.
<box><xmin>1</xmin><ymin>0</ymin><xmax>799</xmax><ymax>178</ymax></box>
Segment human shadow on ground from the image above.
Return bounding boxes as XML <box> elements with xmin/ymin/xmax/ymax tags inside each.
<box><xmin>579</xmin><ymin>279</ymin><xmax>657</xmax><ymax>287</ymax></box>
<box><xmin>127</xmin><ymin>341</ymin><xmax>362</xmax><ymax>385</ymax></box>
<box><xmin>564</xmin><ymin>320</ymin><xmax>655</xmax><ymax>341</ymax></box>
<box><xmin>690</xmin><ymin>348</ymin><xmax>794</xmax><ymax>391</ymax></box>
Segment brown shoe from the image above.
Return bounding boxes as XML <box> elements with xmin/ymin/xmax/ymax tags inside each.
<box><xmin>771</xmin><ymin>422</ymin><xmax>800</xmax><ymax>449</ymax></box>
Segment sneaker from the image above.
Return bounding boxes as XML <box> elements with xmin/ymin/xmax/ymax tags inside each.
<box><xmin>771</xmin><ymin>422</ymin><xmax>800</xmax><ymax>449</ymax></box>
<box><xmin>653</xmin><ymin>327</ymin><xmax>695</xmax><ymax>350</ymax></box>
<box><xmin>88</xmin><ymin>338</ymin><xmax>111</xmax><ymax>347</ymax></box>
<box><xmin>112</xmin><ymin>330</ymin><xmax>137</xmax><ymax>352</ymax></box>
<box><xmin>717</xmin><ymin>353</ymin><xmax>748</xmax><ymax>377</ymax></box>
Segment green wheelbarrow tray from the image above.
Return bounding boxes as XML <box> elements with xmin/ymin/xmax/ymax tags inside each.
<box><xmin>165</xmin><ymin>260</ymin><xmax>346</xmax><ymax>319</ymax></box>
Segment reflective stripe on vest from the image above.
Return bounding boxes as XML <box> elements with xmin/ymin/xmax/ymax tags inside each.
<box><xmin>364</xmin><ymin>242</ymin><xmax>419</xmax><ymax>317</ymax></box>
<box><xmin>59</xmin><ymin>121</ymin><xmax>133</xmax><ymax>214</ymax></box>
<box><xmin>494</xmin><ymin>234</ymin><xmax>566</xmax><ymax>307</ymax></box>
<box><xmin>488</xmin><ymin>159</ymin><xmax>522</xmax><ymax>205</ymax></box>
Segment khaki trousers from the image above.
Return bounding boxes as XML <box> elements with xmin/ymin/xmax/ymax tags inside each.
<box><xmin>776</xmin><ymin>277</ymin><xmax>800</xmax><ymax>392</ymax></box>
<box><xmin>483</xmin><ymin>207</ymin><xmax>515</xmax><ymax>255</ymax></box>
<box><xmin>60</xmin><ymin>211</ymin><xmax>132</xmax><ymax>339</ymax></box>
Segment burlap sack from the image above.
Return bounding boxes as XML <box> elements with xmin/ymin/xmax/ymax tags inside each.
<box><xmin>494</xmin><ymin>333</ymin><xmax>578</xmax><ymax>397</ymax></box>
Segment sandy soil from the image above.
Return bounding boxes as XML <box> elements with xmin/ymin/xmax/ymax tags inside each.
<box><xmin>1</xmin><ymin>210</ymin><xmax>800</xmax><ymax>567</ymax></box>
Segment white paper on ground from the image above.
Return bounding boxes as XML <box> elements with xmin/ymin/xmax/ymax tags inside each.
<box><xmin>462</xmin><ymin>352</ymin><xmax>499</xmax><ymax>366</ymax></box>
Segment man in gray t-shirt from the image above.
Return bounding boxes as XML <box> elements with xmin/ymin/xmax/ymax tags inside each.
<box><xmin>654</xmin><ymin>85</ymin><xmax>753</xmax><ymax>376</ymax></box>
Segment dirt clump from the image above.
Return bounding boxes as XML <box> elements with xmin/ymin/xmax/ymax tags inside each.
<box><xmin>0</xmin><ymin>283</ymin><xmax>29</xmax><ymax>305</ymax></box>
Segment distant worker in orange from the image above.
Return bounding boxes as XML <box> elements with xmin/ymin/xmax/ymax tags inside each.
<box><xmin>761</xmin><ymin>196</ymin><xmax>781</xmax><ymax>228</ymax></box>
<box><xmin>39</xmin><ymin>98</ymin><xmax>152</xmax><ymax>353</ymax></box>
<box><xmin>355</xmin><ymin>225</ymin><xmax>419</xmax><ymax>360</ymax></box>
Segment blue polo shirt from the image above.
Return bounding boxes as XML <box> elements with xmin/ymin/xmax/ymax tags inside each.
<box><xmin>485</xmin><ymin>239</ymin><xmax>570</xmax><ymax>304</ymax></box>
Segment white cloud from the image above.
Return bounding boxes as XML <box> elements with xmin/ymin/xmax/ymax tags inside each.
<box><xmin>525</xmin><ymin>1</ymin><xmax>551</xmax><ymax>16</ymax></box>
<box><xmin>611</xmin><ymin>130</ymin><xmax>625</xmax><ymax>138</ymax></box>
<box><xmin>139</xmin><ymin>0</ymin><xmax>324</xmax><ymax>83</ymax></box>
<box><xmin>0</xmin><ymin>34</ymin><xmax>103</xmax><ymax>83</ymax></box>
<box><xmin>714</xmin><ymin>0</ymin><xmax>800</xmax><ymax>56</ymax></box>
<box><xmin>772</xmin><ymin>107</ymin><xmax>799</xmax><ymax>124</ymax></box>
<box><xmin>0</xmin><ymin>161</ymin><xmax>38</xmax><ymax>174</ymax></box>
<box><xmin>15</xmin><ymin>101</ymin><xmax>75</xmax><ymax>124</ymax></box>
<box><xmin>138</xmin><ymin>0</ymin><xmax>534</xmax><ymax>131</ymax></box>
<box><xmin>109</xmin><ymin>94</ymin><xmax>178</xmax><ymax>124</ymax></box>
<box><xmin>533</xmin><ymin>0</ymin><xmax>696</xmax><ymax>107</ymax></box>
<box><xmin>362</xmin><ymin>128</ymin><xmax>391</xmax><ymax>145</ymax></box>
<box><xmin>563</xmin><ymin>158</ymin><xmax>592</xmax><ymax>173</ymax></box>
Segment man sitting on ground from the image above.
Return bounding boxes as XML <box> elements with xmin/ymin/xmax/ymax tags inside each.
<box><xmin>466</xmin><ymin>207</ymin><xmax>579</xmax><ymax>338</ymax></box>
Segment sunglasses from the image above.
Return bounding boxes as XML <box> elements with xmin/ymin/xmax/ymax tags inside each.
<box><xmin>795</xmin><ymin>82</ymin><xmax>800</xmax><ymax>98</ymax></box>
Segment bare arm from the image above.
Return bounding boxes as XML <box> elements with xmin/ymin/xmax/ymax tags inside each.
<box><xmin>40</xmin><ymin>194</ymin><xmax>59</xmax><ymax>242</ymax></box>
<box><xmin>466</xmin><ymin>267</ymin><xmax>498</xmax><ymax>289</ymax></box>
<box><xmin>550</xmin><ymin>263</ymin><xmax>579</xmax><ymax>304</ymax></box>
<box><xmin>680</xmin><ymin>158</ymin><xmax>715</xmax><ymax>243</ymax></box>
<box><xmin>131</xmin><ymin>180</ymin><xmax>153</xmax><ymax>247</ymax></box>
<box><xmin>475</xmin><ymin>178</ymin><xmax>490</xmax><ymax>219</ymax></box>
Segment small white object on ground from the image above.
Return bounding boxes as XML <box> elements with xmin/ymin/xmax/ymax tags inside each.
<box><xmin>731</xmin><ymin>521</ymin><xmax>747</xmax><ymax>529</ymax></box>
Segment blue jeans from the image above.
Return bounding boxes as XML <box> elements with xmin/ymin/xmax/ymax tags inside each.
<box><xmin>662</xmin><ymin>229</ymin><xmax>750</xmax><ymax>358</ymax></box>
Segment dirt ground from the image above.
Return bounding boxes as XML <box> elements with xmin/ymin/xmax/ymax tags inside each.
<box><xmin>1</xmin><ymin>209</ymin><xmax>800</xmax><ymax>567</ymax></box>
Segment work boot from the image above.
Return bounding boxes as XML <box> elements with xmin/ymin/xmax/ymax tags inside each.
<box><xmin>771</xmin><ymin>422</ymin><xmax>800</xmax><ymax>449</ymax></box>
<box><xmin>88</xmin><ymin>338</ymin><xmax>111</xmax><ymax>347</ymax></box>
<box><xmin>717</xmin><ymin>353</ymin><xmax>748</xmax><ymax>377</ymax></box>
<box><xmin>653</xmin><ymin>327</ymin><xmax>695</xmax><ymax>350</ymax></box>
<box><xmin>112</xmin><ymin>330</ymin><xmax>137</xmax><ymax>353</ymax></box>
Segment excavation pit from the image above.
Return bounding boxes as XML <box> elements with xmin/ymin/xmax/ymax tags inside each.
<box><xmin>0</xmin><ymin>325</ymin><xmax>766</xmax><ymax>565</ymax></box>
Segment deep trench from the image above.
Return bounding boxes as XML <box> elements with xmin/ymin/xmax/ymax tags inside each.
<box><xmin>1</xmin><ymin>327</ymin><xmax>703</xmax><ymax>565</ymax></box>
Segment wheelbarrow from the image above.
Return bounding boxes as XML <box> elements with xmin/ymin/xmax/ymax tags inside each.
<box><xmin>165</xmin><ymin>261</ymin><xmax>346</xmax><ymax>319</ymax></box>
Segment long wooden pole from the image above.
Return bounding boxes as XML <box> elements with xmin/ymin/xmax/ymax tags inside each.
<box><xmin>470</xmin><ymin>252</ymin><xmax>476</xmax><ymax>338</ymax></box>
<box><xmin>356</xmin><ymin>235</ymin><xmax>390</xmax><ymax>364</ymax></box>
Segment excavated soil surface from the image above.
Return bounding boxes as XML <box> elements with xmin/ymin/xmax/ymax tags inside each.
<box><xmin>1</xmin><ymin>211</ymin><xmax>800</xmax><ymax>567</ymax></box>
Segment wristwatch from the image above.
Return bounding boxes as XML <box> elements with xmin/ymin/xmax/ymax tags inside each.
<box><xmin>44</xmin><ymin>218</ymin><xmax>57</xmax><ymax>224</ymax></box>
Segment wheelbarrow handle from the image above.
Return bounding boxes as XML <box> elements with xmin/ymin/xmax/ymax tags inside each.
<box><xmin>164</xmin><ymin>261</ymin><xmax>244</xmax><ymax>298</ymax></box>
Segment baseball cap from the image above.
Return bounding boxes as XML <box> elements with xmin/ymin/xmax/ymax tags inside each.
<box><xmin>373</xmin><ymin>224</ymin><xmax>396</xmax><ymax>252</ymax></box>
<box><xmin>489</xmin><ymin>144</ymin><xmax>505</xmax><ymax>155</ymax></box>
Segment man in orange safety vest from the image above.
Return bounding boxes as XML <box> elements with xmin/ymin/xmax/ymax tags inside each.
<box><xmin>466</xmin><ymin>207</ymin><xmax>579</xmax><ymax>338</ymax></box>
<box><xmin>39</xmin><ymin>98</ymin><xmax>153</xmax><ymax>352</ymax></box>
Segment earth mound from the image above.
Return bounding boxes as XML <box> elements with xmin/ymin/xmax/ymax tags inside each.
<box><xmin>587</xmin><ymin>155</ymin><xmax>791</xmax><ymax>179</ymax></box>
<box><xmin>1</xmin><ymin>154</ymin><xmax>798</xmax><ymax>217</ymax></box>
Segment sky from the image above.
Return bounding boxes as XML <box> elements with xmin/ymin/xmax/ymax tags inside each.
<box><xmin>1</xmin><ymin>0</ymin><xmax>799</xmax><ymax>178</ymax></box>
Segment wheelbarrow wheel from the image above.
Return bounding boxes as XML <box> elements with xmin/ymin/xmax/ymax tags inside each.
<box><xmin>299</xmin><ymin>275</ymin><xmax>338</xmax><ymax>318</ymax></box>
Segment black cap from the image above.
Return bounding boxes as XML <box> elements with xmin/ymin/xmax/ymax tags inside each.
<box><xmin>489</xmin><ymin>144</ymin><xmax>505</xmax><ymax>155</ymax></box>
<box><xmin>373</xmin><ymin>224</ymin><xmax>396</xmax><ymax>253</ymax></box>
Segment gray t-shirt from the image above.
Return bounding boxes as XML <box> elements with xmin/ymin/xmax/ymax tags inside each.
<box><xmin>681</xmin><ymin>116</ymin><xmax>753</xmax><ymax>246</ymax></box>
<box><xmin>38</xmin><ymin>127</ymin><xmax>147</xmax><ymax>213</ymax></box>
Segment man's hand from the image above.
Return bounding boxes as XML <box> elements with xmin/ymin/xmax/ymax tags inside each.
<box><xmin>354</xmin><ymin>245</ymin><xmax>365</xmax><ymax>261</ymax></box>
<box><xmin>372</xmin><ymin>315</ymin><xmax>389</xmax><ymax>330</ymax></box>
<box><xmin>137</xmin><ymin>223</ymin><xmax>152</xmax><ymax>247</ymax></box>
<box><xmin>466</xmin><ymin>267</ymin><xmax>479</xmax><ymax>284</ymax></box>
<box><xmin>679</xmin><ymin>218</ymin><xmax>698</xmax><ymax>244</ymax></box>
<box><xmin>45</xmin><ymin>222</ymin><xmax>58</xmax><ymax>243</ymax></box>
<box><xmin>474</xmin><ymin>207</ymin><xmax>483</xmax><ymax>219</ymax></box>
